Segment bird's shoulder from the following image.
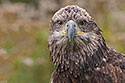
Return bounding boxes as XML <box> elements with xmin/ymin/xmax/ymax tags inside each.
<box><xmin>93</xmin><ymin>47</ymin><xmax>125</xmax><ymax>83</ymax></box>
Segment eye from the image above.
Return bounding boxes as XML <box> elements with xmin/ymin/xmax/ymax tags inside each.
<box><xmin>57</xmin><ymin>20</ymin><xmax>63</xmax><ymax>27</ymax></box>
<box><xmin>79</xmin><ymin>20</ymin><xmax>86</xmax><ymax>27</ymax></box>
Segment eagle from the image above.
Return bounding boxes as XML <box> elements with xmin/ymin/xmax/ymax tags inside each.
<box><xmin>48</xmin><ymin>5</ymin><xmax>125</xmax><ymax>83</ymax></box>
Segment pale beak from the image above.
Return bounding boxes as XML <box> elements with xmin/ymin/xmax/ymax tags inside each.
<box><xmin>59</xmin><ymin>20</ymin><xmax>84</xmax><ymax>40</ymax></box>
<box><xmin>65</xmin><ymin>20</ymin><xmax>76</xmax><ymax>39</ymax></box>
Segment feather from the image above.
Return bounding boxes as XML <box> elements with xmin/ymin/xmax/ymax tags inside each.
<box><xmin>49</xmin><ymin>5</ymin><xmax>125</xmax><ymax>83</ymax></box>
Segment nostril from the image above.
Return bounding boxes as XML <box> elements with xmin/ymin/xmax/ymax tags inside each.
<box><xmin>74</xmin><ymin>25</ymin><xmax>76</xmax><ymax>27</ymax></box>
<box><xmin>67</xmin><ymin>25</ymin><xmax>69</xmax><ymax>27</ymax></box>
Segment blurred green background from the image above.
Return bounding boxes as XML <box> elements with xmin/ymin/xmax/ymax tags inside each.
<box><xmin>0</xmin><ymin>0</ymin><xmax>124</xmax><ymax>83</ymax></box>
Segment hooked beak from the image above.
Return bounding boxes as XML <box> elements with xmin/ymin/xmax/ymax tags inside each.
<box><xmin>59</xmin><ymin>20</ymin><xmax>84</xmax><ymax>40</ymax></box>
<box><xmin>66</xmin><ymin>20</ymin><xmax>76</xmax><ymax>39</ymax></box>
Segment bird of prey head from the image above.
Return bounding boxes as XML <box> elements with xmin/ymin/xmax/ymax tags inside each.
<box><xmin>49</xmin><ymin>5</ymin><xmax>103</xmax><ymax>49</ymax></box>
<box><xmin>48</xmin><ymin>5</ymin><xmax>125</xmax><ymax>83</ymax></box>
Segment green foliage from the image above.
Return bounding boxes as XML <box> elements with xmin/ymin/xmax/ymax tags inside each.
<box><xmin>8</xmin><ymin>29</ymin><xmax>54</xmax><ymax>83</ymax></box>
<box><xmin>3</xmin><ymin>40</ymin><xmax>14</xmax><ymax>54</ymax></box>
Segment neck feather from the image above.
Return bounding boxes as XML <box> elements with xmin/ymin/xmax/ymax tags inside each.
<box><xmin>49</xmin><ymin>36</ymin><xmax>108</xmax><ymax>75</ymax></box>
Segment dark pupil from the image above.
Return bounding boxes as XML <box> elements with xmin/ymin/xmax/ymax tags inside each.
<box><xmin>80</xmin><ymin>21</ymin><xmax>84</xmax><ymax>25</ymax></box>
<box><xmin>58</xmin><ymin>21</ymin><xmax>62</xmax><ymax>25</ymax></box>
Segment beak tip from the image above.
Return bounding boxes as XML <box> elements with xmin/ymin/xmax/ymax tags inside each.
<box><xmin>67</xmin><ymin>32</ymin><xmax>75</xmax><ymax>40</ymax></box>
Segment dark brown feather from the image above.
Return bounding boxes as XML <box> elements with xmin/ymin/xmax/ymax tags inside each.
<box><xmin>48</xmin><ymin>5</ymin><xmax>125</xmax><ymax>83</ymax></box>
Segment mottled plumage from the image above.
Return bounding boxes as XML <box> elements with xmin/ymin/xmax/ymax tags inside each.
<box><xmin>48</xmin><ymin>5</ymin><xmax>125</xmax><ymax>83</ymax></box>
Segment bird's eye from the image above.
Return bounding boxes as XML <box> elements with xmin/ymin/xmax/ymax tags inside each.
<box><xmin>58</xmin><ymin>21</ymin><xmax>63</xmax><ymax>27</ymax></box>
<box><xmin>80</xmin><ymin>21</ymin><xmax>86</xmax><ymax>27</ymax></box>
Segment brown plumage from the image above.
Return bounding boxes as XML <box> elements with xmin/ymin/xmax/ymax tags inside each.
<box><xmin>48</xmin><ymin>5</ymin><xmax>125</xmax><ymax>83</ymax></box>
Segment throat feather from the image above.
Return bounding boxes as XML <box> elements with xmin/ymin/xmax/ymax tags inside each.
<box><xmin>49</xmin><ymin>39</ymin><xmax>107</xmax><ymax>73</ymax></box>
